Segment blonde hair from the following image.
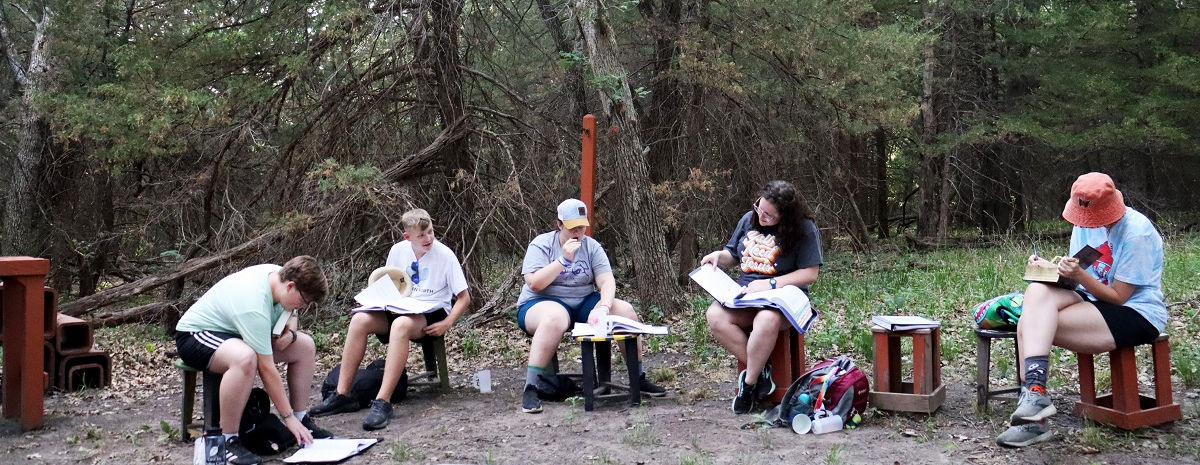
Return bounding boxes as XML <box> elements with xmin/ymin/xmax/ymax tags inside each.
<box><xmin>401</xmin><ymin>208</ymin><xmax>433</xmax><ymax>231</ymax></box>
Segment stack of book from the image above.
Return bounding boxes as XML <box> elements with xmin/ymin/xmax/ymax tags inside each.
<box><xmin>871</xmin><ymin>315</ymin><xmax>940</xmax><ymax>332</ymax></box>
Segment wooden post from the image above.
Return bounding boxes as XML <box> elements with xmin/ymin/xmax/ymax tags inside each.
<box><xmin>0</xmin><ymin>257</ymin><xmax>50</xmax><ymax>430</ymax></box>
<box><xmin>581</xmin><ymin>114</ymin><xmax>597</xmax><ymax>235</ymax></box>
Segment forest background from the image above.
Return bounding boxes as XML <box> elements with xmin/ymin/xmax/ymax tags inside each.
<box><xmin>2</xmin><ymin>0</ymin><xmax>1199</xmax><ymax>333</ymax></box>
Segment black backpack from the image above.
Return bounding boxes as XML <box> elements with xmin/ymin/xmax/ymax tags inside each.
<box><xmin>320</xmin><ymin>360</ymin><xmax>408</xmax><ymax>408</ymax></box>
<box><xmin>239</xmin><ymin>387</ymin><xmax>297</xmax><ymax>456</ymax></box>
<box><xmin>533</xmin><ymin>373</ymin><xmax>580</xmax><ymax>401</ymax></box>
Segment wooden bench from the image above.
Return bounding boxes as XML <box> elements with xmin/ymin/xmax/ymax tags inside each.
<box><xmin>1075</xmin><ymin>334</ymin><xmax>1181</xmax><ymax>430</ymax></box>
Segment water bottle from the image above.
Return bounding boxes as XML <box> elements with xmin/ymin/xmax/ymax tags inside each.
<box><xmin>194</xmin><ymin>428</ymin><xmax>225</xmax><ymax>465</ymax></box>
<box><xmin>811</xmin><ymin>414</ymin><xmax>843</xmax><ymax>435</ymax></box>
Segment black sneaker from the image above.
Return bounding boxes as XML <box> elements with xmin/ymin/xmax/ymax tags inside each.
<box><xmin>361</xmin><ymin>399</ymin><xmax>392</xmax><ymax>431</ymax></box>
<box><xmin>225</xmin><ymin>436</ymin><xmax>263</xmax><ymax>465</ymax></box>
<box><xmin>309</xmin><ymin>393</ymin><xmax>359</xmax><ymax>417</ymax></box>
<box><xmin>754</xmin><ymin>364</ymin><xmax>775</xmax><ymax>401</ymax></box>
<box><xmin>638</xmin><ymin>372</ymin><xmax>667</xmax><ymax>397</ymax></box>
<box><xmin>731</xmin><ymin>370</ymin><xmax>757</xmax><ymax>414</ymax></box>
<box><xmin>300</xmin><ymin>414</ymin><xmax>334</xmax><ymax>439</ymax></box>
<box><xmin>521</xmin><ymin>384</ymin><xmax>543</xmax><ymax>414</ymax></box>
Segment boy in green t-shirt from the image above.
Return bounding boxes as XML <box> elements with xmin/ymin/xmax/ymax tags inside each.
<box><xmin>175</xmin><ymin>255</ymin><xmax>331</xmax><ymax>465</ymax></box>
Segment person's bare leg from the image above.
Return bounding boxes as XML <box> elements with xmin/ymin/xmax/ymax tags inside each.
<box><xmin>706</xmin><ymin>301</ymin><xmax>755</xmax><ymax>364</ymax></box>
<box><xmin>1016</xmin><ymin>283</ymin><xmax>1083</xmax><ymax>379</ymax></box>
<box><xmin>274</xmin><ymin>331</ymin><xmax>317</xmax><ymax>413</ymax></box>
<box><xmin>335</xmin><ymin>312</ymin><xmax>388</xmax><ymax>394</ymax></box>
<box><xmin>744</xmin><ymin>310</ymin><xmax>784</xmax><ymax>381</ymax></box>
<box><xmin>375</xmin><ymin>314</ymin><xmax>428</xmax><ymax>400</ymax></box>
<box><xmin>207</xmin><ymin>339</ymin><xmax>257</xmax><ymax>434</ymax></box>
<box><xmin>605</xmin><ymin>298</ymin><xmax>645</xmax><ymax>360</ymax></box>
<box><xmin>523</xmin><ymin>302</ymin><xmax>571</xmax><ymax>369</ymax></box>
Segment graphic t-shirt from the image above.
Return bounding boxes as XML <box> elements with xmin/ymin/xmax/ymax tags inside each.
<box><xmin>385</xmin><ymin>239</ymin><xmax>470</xmax><ymax>311</ymax></box>
<box><xmin>1069</xmin><ymin>207</ymin><xmax>1167</xmax><ymax>332</ymax></box>
<box><xmin>723</xmin><ymin>212</ymin><xmax>823</xmax><ymax>287</ymax></box>
<box><xmin>517</xmin><ymin>231</ymin><xmax>613</xmax><ymax>308</ymax></box>
<box><xmin>176</xmin><ymin>264</ymin><xmax>283</xmax><ymax>355</ymax></box>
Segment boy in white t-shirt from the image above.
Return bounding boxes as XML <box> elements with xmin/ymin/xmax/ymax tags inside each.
<box><xmin>309</xmin><ymin>209</ymin><xmax>471</xmax><ymax>430</ymax></box>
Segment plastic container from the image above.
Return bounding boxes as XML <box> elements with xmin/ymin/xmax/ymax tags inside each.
<box><xmin>194</xmin><ymin>428</ymin><xmax>225</xmax><ymax>465</ymax></box>
<box><xmin>811</xmin><ymin>415</ymin><xmax>843</xmax><ymax>434</ymax></box>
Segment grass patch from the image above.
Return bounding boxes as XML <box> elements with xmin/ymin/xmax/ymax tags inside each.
<box><xmin>622</xmin><ymin>421</ymin><xmax>660</xmax><ymax>446</ymax></box>
<box><xmin>389</xmin><ymin>443</ymin><xmax>427</xmax><ymax>462</ymax></box>
<box><xmin>824</xmin><ymin>443</ymin><xmax>846</xmax><ymax>465</ymax></box>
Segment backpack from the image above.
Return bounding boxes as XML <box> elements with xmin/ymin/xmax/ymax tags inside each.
<box><xmin>533</xmin><ymin>373</ymin><xmax>580</xmax><ymax>401</ymax></box>
<box><xmin>973</xmin><ymin>291</ymin><xmax>1024</xmax><ymax>329</ymax></box>
<box><xmin>238</xmin><ymin>387</ymin><xmax>297</xmax><ymax>456</ymax></box>
<box><xmin>768</xmin><ymin>356</ymin><xmax>870</xmax><ymax>428</ymax></box>
<box><xmin>320</xmin><ymin>360</ymin><xmax>408</xmax><ymax>408</ymax></box>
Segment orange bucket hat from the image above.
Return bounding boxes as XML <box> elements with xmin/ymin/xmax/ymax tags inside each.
<box><xmin>1062</xmin><ymin>172</ymin><xmax>1126</xmax><ymax>228</ymax></box>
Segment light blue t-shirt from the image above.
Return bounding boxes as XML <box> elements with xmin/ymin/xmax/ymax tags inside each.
<box><xmin>176</xmin><ymin>264</ymin><xmax>284</xmax><ymax>355</ymax></box>
<box><xmin>516</xmin><ymin>231</ymin><xmax>613</xmax><ymax>308</ymax></box>
<box><xmin>1069</xmin><ymin>208</ymin><xmax>1167</xmax><ymax>332</ymax></box>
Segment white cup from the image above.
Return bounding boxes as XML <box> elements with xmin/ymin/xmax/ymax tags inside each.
<box><xmin>811</xmin><ymin>414</ymin><xmax>843</xmax><ymax>435</ymax></box>
<box><xmin>790</xmin><ymin>414</ymin><xmax>812</xmax><ymax>434</ymax></box>
<box><xmin>471</xmin><ymin>369</ymin><xmax>492</xmax><ymax>393</ymax></box>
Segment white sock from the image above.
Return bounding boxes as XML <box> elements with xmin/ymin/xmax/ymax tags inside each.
<box><xmin>295</xmin><ymin>410</ymin><xmax>307</xmax><ymax>421</ymax></box>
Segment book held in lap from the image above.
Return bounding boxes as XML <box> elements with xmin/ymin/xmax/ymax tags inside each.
<box><xmin>1021</xmin><ymin>245</ymin><xmax>1101</xmax><ymax>289</ymax></box>
<box><xmin>688</xmin><ymin>265</ymin><xmax>819</xmax><ymax>333</ymax></box>
<box><xmin>350</xmin><ymin>275</ymin><xmax>440</xmax><ymax>315</ymax></box>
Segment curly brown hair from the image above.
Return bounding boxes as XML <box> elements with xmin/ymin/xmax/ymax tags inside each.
<box><xmin>752</xmin><ymin>180</ymin><xmax>814</xmax><ymax>254</ymax></box>
<box><xmin>279</xmin><ymin>255</ymin><xmax>328</xmax><ymax>303</ymax></box>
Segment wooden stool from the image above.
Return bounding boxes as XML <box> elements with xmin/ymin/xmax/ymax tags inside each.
<box><xmin>974</xmin><ymin>328</ymin><xmax>1021</xmax><ymax>411</ymax></box>
<box><xmin>1075</xmin><ymin>334</ymin><xmax>1181</xmax><ymax>430</ymax></box>
<box><xmin>175</xmin><ymin>360</ymin><xmax>222</xmax><ymax>441</ymax></box>
<box><xmin>736</xmin><ymin>327</ymin><xmax>806</xmax><ymax>404</ymax></box>
<box><xmin>574</xmin><ymin>334</ymin><xmax>641</xmax><ymax>411</ymax></box>
<box><xmin>408</xmin><ymin>335</ymin><xmax>450</xmax><ymax>393</ymax></box>
<box><xmin>869</xmin><ymin>327</ymin><xmax>944</xmax><ymax>413</ymax></box>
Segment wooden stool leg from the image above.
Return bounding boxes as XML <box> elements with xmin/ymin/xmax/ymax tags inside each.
<box><xmin>624</xmin><ymin>337</ymin><xmax>641</xmax><ymax>406</ymax></box>
<box><xmin>975</xmin><ymin>334</ymin><xmax>990</xmax><ymax>411</ymax></box>
<box><xmin>202</xmin><ymin>372</ymin><xmax>221</xmax><ymax>430</ymax></box>
<box><xmin>581</xmin><ymin>341</ymin><xmax>596</xmax><ymax>412</ymax></box>
<box><xmin>913</xmin><ymin>332</ymin><xmax>930</xmax><ymax>395</ymax></box>
<box><xmin>433</xmin><ymin>337</ymin><xmax>450</xmax><ymax>392</ymax></box>
<box><xmin>873</xmin><ymin>331</ymin><xmax>892</xmax><ymax>392</ymax></box>
<box><xmin>181</xmin><ymin>370</ymin><xmax>197</xmax><ymax>441</ymax></box>
<box><xmin>1078</xmin><ymin>352</ymin><xmax>1096</xmax><ymax>405</ymax></box>
<box><xmin>931</xmin><ymin>329</ymin><xmax>941</xmax><ymax>387</ymax></box>
<box><xmin>1110</xmin><ymin>347</ymin><xmax>1139</xmax><ymax>413</ymax></box>
<box><xmin>1151</xmin><ymin>338</ymin><xmax>1173</xmax><ymax>407</ymax></box>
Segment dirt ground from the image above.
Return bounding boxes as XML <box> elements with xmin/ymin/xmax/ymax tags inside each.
<box><xmin>2</xmin><ymin>333</ymin><xmax>1199</xmax><ymax>465</ymax></box>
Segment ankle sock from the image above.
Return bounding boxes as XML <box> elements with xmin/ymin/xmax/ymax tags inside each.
<box><xmin>525</xmin><ymin>365</ymin><xmax>546</xmax><ymax>387</ymax></box>
<box><xmin>295</xmin><ymin>410</ymin><xmax>307</xmax><ymax>421</ymax></box>
<box><xmin>1022</xmin><ymin>355</ymin><xmax>1050</xmax><ymax>391</ymax></box>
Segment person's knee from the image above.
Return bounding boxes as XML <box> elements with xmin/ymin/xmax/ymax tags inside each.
<box><xmin>1024</xmin><ymin>282</ymin><xmax>1055</xmax><ymax>299</ymax></box>
<box><xmin>293</xmin><ymin>331</ymin><xmax>316</xmax><ymax>357</ymax></box>
<box><xmin>610</xmin><ymin>299</ymin><xmax>637</xmax><ymax>319</ymax></box>
<box><xmin>226</xmin><ymin>347</ymin><xmax>257</xmax><ymax>375</ymax></box>
<box><xmin>754</xmin><ymin>312</ymin><xmax>784</xmax><ymax>333</ymax></box>
<box><xmin>705</xmin><ymin>303</ymin><xmax>726</xmax><ymax>328</ymax></box>
<box><xmin>348</xmin><ymin>312</ymin><xmax>376</xmax><ymax>335</ymax></box>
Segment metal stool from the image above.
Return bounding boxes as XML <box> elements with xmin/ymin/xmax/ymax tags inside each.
<box><xmin>974</xmin><ymin>328</ymin><xmax>1021</xmax><ymax>411</ymax></box>
<box><xmin>175</xmin><ymin>360</ymin><xmax>221</xmax><ymax>441</ymax></box>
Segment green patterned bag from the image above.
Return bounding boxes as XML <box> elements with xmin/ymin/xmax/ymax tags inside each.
<box><xmin>973</xmin><ymin>292</ymin><xmax>1024</xmax><ymax>329</ymax></box>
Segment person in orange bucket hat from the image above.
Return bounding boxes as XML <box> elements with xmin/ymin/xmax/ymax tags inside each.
<box><xmin>997</xmin><ymin>173</ymin><xmax>1166</xmax><ymax>448</ymax></box>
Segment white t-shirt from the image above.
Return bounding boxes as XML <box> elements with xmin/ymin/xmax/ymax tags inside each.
<box><xmin>385</xmin><ymin>239</ymin><xmax>469</xmax><ymax>311</ymax></box>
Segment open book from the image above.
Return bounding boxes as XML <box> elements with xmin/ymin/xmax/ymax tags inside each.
<box><xmin>1022</xmin><ymin>245</ymin><xmax>1102</xmax><ymax>289</ymax></box>
<box><xmin>571</xmin><ymin>314</ymin><xmax>668</xmax><ymax>337</ymax></box>
<box><xmin>350</xmin><ymin>276</ymin><xmax>440</xmax><ymax>315</ymax></box>
<box><xmin>689</xmin><ymin>265</ymin><xmax>819</xmax><ymax>333</ymax></box>
<box><xmin>282</xmin><ymin>438</ymin><xmax>378</xmax><ymax>463</ymax></box>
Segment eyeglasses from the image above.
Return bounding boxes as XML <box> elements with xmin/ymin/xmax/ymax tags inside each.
<box><xmin>410</xmin><ymin>261</ymin><xmax>420</xmax><ymax>284</ymax></box>
<box><xmin>753</xmin><ymin>199</ymin><xmax>777</xmax><ymax>223</ymax></box>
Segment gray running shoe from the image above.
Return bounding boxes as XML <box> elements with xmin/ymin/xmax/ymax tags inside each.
<box><xmin>996</xmin><ymin>421</ymin><xmax>1052</xmax><ymax>448</ymax></box>
<box><xmin>1009</xmin><ymin>386</ymin><xmax>1056</xmax><ymax>425</ymax></box>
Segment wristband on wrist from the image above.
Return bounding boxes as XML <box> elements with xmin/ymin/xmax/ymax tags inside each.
<box><xmin>557</xmin><ymin>256</ymin><xmax>572</xmax><ymax>267</ymax></box>
<box><xmin>281</xmin><ymin>411</ymin><xmax>294</xmax><ymax>420</ymax></box>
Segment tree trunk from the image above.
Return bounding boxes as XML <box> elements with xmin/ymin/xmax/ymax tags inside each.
<box><xmin>874</xmin><ymin>128</ymin><xmax>889</xmax><ymax>239</ymax></box>
<box><xmin>917</xmin><ymin>1</ymin><xmax>946</xmax><ymax>239</ymax></box>
<box><xmin>0</xmin><ymin>6</ymin><xmax>53</xmax><ymax>255</ymax></box>
<box><xmin>574</xmin><ymin>0</ymin><xmax>684</xmax><ymax>314</ymax></box>
<box><xmin>535</xmin><ymin>0</ymin><xmax>589</xmax><ymax>118</ymax></box>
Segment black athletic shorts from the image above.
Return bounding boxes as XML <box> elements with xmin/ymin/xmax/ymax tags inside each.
<box><xmin>175</xmin><ymin>330</ymin><xmax>240</xmax><ymax>370</ymax></box>
<box><xmin>1076</xmin><ymin>291</ymin><xmax>1160</xmax><ymax>347</ymax></box>
<box><xmin>374</xmin><ymin>309</ymin><xmax>449</xmax><ymax>345</ymax></box>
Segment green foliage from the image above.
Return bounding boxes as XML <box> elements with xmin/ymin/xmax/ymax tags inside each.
<box><xmin>307</xmin><ymin>158</ymin><xmax>384</xmax><ymax>193</ymax></box>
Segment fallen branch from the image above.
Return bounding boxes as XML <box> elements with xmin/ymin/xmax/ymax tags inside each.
<box><xmin>92</xmin><ymin>300</ymin><xmax>188</xmax><ymax>328</ymax></box>
<box><xmin>60</xmin><ymin>230</ymin><xmax>285</xmax><ymax>316</ymax></box>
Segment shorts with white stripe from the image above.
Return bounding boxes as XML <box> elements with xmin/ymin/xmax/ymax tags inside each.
<box><xmin>175</xmin><ymin>330</ymin><xmax>240</xmax><ymax>371</ymax></box>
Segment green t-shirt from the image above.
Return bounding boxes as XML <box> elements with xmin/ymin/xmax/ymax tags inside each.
<box><xmin>176</xmin><ymin>264</ymin><xmax>283</xmax><ymax>355</ymax></box>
